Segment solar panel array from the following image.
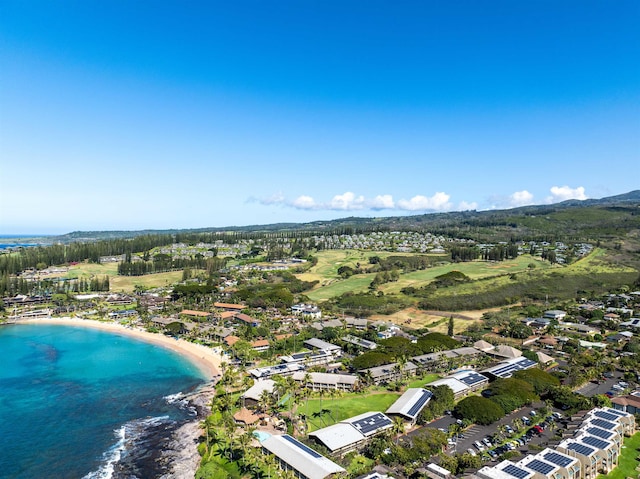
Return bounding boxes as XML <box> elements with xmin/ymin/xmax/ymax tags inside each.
<box><xmin>590</xmin><ymin>418</ymin><xmax>616</xmax><ymax>430</ymax></box>
<box><xmin>503</xmin><ymin>464</ymin><xmax>532</xmax><ymax>479</ymax></box>
<box><xmin>567</xmin><ymin>442</ymin><xmax>595</xmax><ymax>456</ymax></box>
<box><xmin>593</xmin><ymin>410</ymin><xmax>620</xmax><ymax>421</ymax></box>
<box><xmin>456</xmin><ymin>371</ymin><xmax>489</xmax><ymax>386</ymax></box>
<box><xmin>490</xmin><ymin>358</ymin><xmax>537</xmax><ymax>378</ymax></box>
<box><xmin>543</xmin><ymin>451</ymin><xmax>574</xmax><ymax>468</ymax></box>
<box><xmin>581</xmin><ymin>435</ymin><xmax>611</xmax><ymax>449</ymax></box>
<box><xmin>604</xmin><ymin>408</ymin><xmax>626</xmax><ymax>417</ymax></box>
<box><xmin>351</xmin><ymin>413</ymin><xmax>392</xmax><ymax>436</ymax></box>
<box><xmin>282</xmin><ymin>434</ymin><xmax>323</xmax><ymax>458</ymax></box>
<box><xmin>406</xmin><ymin>390</ymin><xmax>433</xmax><ymax>417</ymax></box>
<box><xmin>525</xmin><ymin>459</ymin><xmax>556</xmax><ymax>475</ymax></box>
<box><xmin>585</xmin><ymin>427</ymin><xmax>614</xmax><ymax>440</ymax></box>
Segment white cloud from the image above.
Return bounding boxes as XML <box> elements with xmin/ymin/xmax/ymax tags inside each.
<box><xmin>258</xmin><ymin>192</ymin><xmax>286</xmax><ymax>205</ymax></box>
<box><xmin>370</xmin><ymin>194</ymin><xmax>395</xmax><ymax>210</ymax></box>
<box><xmin>509</xmin><ymin>190</ymin><xmax>534</xmax><ymax>207</ymax></box>
<box><xmin>458</xmin><ymin>201</ymin><xmax>478</xmax><ymax>211</ymax></box>
<box><xmin>397</xmin><ymin>192</ymin><xmax>451</xmax><ymax>211</ymax></box>
<box><xmin>291</xmin><ymin>195</ymin><xmax>317</xmax><ymax>209</ymax></box>
<box><xmin>546</xmin><ymin>185</ymin><xmax>587</xmax><ymax>203</ymax></box>
<box><xmin>329</xmin><ymin>192</ymin><xmax>366</xmax><ymax>210</ymax></box>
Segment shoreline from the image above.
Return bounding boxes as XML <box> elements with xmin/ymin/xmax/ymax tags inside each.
<box><xmin>11</xmin><ymin>316</ymin><xmax>222</xmax><ymax>478</ymax></box>
<box><xmin>13</xmin><ymin>316</ymin><xmax>223</xmax><ymax>381</ymax></box>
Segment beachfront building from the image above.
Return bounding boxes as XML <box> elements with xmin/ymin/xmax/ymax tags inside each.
<box><xmin>260</xmin><ymin>434</ymin><xmax>346</xmax><ymax>479</ymax></box>
<box><xmin>241</xmin><ymin>379</ymin><xmax>275</xmax><ymax>408</ymax></box>
<box><xmin>291</xmin><ymin>371</ymin><xmax>359</xmax><ymax>392</ymax></box>
<box><xmin>310</xmin><ymin>412</ymin><xmax>393</xmax><ymax>456</ymax></box>
<box><xmin>248</xmin><ymin>363</ymin><xmax>305</xmax><ymax>379</ymax></box>
<box><xmin>386</xmin><ymin>388</ymin><xmax>433</xmax><ymax>424</ymax></box>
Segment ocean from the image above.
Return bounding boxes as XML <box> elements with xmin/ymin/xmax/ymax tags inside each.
<box><xmin>0</xmin><ymin>235</ymin><xmax>48</xmax><ymax>250</ymax></box>
<box><xmin>0</xmin><ymin>324</ymin><xmax>208</xmax><ymax>479</ymax></box>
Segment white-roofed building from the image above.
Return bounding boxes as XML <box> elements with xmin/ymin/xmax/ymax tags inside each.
<box><xmin>304</xmin><ymin>338</ymin><xmax>342</xmax><ymax>355</ymax></box>
<box><xmin>531</xmin><ymin>449</ymin><xmax>581</xmax><ymax>479</ymax></box>
<box><xmin>449</xmin><ymin>370</ymin><xmax>490</xmax><ymax>393</ymax></box>
<box><xmin>261</xmin><ymin>434</ymin><xmax>345</xmax><ymax>479</ymax></box>
<box><xmin>477</xmin><ymin>460</ymin><xmax>535</xmax><ymax>479</ymax></box>
<box><xmin>428</xmin><ymin>377</ymin><xmax>469</xmax><ymax>398</ymax></box>
<box><xmin>386</xmin><ymin>388</ymin><xmax>433</xmax><ymax>424</ymax></box>
<box><xmin>249</xmin><ymin>362</ymin><xmax>306</xmax><ymax>379</ymax></box>
<box><xmin>359</xmin><ymin>362</ymin><xmax>418</xmax><ymax>385</ymax></box>
<box><xmin>481</xmin><ymin>356</ymin><xmax>537</xmax><ymax>379</ymax></box>
<box><xmin>557</xmin><ymin>439</ymin><xmax>603</xmax><ymax>478</ymax></box>
<box><xmin>291</xmin><ymin>371</ymin><xmax>359</xmax><ymax>392</ymax></box>
<box><xmin>241</xmin><ymin>379</ymin><xmax>275</xmax><ymax>408</ymax></box>
<box><xmin>310</xmin><ymin>412</ymin><xmax>393</xmax><ymax>455</ymax></box>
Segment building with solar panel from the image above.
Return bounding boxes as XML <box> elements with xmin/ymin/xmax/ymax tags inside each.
<box><xmin>574</xmin><ymin>433</ymin><xmax>618</xmax><ymax>471</ymax></box>
<box><xmin>260</xmin><ymin>434</ymin><xmax>346</xmax><ymax>479</ymax></box>
<box><xmin>556</xmin><ymin>439</ymin><xmax>606</xmax><ymax>477</ymax></box>
<box><xmin>309</xmin><ymin>412</ymin><xmax>394</xmax><ymax>455</ymax></box>
<box><xmin>481</xmin><ymin>356</ymin><xmax>537</xmax><ymax>379</ymax></box>
<box><xmin>586</xmin><ymin>408</ymin><xmax>635</xmax><ymax>436</ymax></box>
<box><xmin>427</xmin><ymin>377</ymin><xmax>470</xmax><ymax>399</ymax></box>
<box><xmin>449</xmin><ymin>370</ymin><xmax>490</xmax><ymax>393</ymax></box>
<box><xmin>477</xmin><ymin>460</ymin><xmax>535</xmax><ymax>479</ymax></box>
<box><xmin>386</xmin><ymin>388</ymin><xmax>433</xmax><ymax>424</ymax></box>
<box><xmin>248</xmin><ymin>362</ymin><xmax>306</xmax><ymax>379</ymax></box>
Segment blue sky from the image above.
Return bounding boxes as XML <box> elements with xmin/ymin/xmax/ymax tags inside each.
<box><xmin>1</xmin><ymin>1</ymin><xmax>639</xmax><ymax>234</ymax></box>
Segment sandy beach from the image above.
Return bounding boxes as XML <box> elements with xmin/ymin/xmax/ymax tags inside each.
<box><xmin>13</xmin><ymin>316</ymin><xmax>223</xmax><ymax>478</ymax></box>
<box><xmin>16</xmin><ymin>316</ymin><xmax>224</xmax><ymax>380</ymax></box>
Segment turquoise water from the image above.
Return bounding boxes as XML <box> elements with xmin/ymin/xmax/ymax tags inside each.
<box><xmin>253</xmin><ymin>430</ymin><xmax>272</xmax><ymax>442</ymax></box>
<box><xmin>0</xmin><ymin>324</ymin><xmax>207</xmax><ymax>478</ymax></box>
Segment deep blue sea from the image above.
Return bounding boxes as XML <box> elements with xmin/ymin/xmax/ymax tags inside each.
<box><xmin>0</xmin><ymin>324</ymin><xmax>207</xmax><ymax>479</ymax></box>
<box><xmin>0</xmin><ymin>235</ymin><xmax>48</xmax><ymax>250</ymax></box>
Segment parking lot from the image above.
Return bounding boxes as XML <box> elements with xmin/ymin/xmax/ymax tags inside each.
<box><xmin>575</xmin><ymin>372</ymin><xmax>627</xmax><ymax>397</ymax></box>
<box><xmin>409</xmin><ymin>404</ymin><xmax>567</xmax><ymax>463</ymax></box>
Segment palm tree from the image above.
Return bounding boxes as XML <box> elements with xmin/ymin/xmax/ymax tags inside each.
<box><xmin>392</xmin><ymin>416</ymin><xmax>405</xmax><ymax>444</ymax></box>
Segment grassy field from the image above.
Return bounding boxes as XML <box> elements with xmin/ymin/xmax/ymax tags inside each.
<box><xmin>298</xmin><ymin>249</ymin><xmax>552</xmax><ymax>303</ymax></box>
<box><xmin>597</xmin><ymin>432</ymin><xmax>640</xmax><ymax>479</ymax></box>
<box><xmin>378</xmin><ymin>255</ymin><xmax>550</xmax><ymax>295</ymax></box>
<box><xmin>297</xmin><ymin>392</ymin><xmax>401</xmax><ymax>432</ymax></box>
<box><xmin>369</xmin><ymin>306</ymin><xmax>497</xmax><ymax>331</ymax></box>
<box><xmin>407</xmin><ymin>373</ymin><xmax>441</xmax><ymax>388</ymax></box>
<box><xmin>63</xmin><ymin>262</ymin><xmax>185</xmax><ymax>293</ymax></box>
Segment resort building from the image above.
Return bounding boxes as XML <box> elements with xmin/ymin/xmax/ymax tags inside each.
<box><xmin>304</xmin><ymin>338</ymin><xmax>343</xmax><ymax>356</ymax></box>
<box><xmin>291</xmin><ymin>303</ymin><xmax>322</xmax><ymax>319</ymax></box>
<box><xmin>248</xmin><ymin>363</ymin><xmax>306</xmax><ymax>379</ymax></box>
<box><xmin>260</xmin><ymin>434</ymin><xmax>346</xmax><ymax>479</ymax></box>
<box><xmin>449</xmin><ymin>370</ymin><xmax>490</xmax><ymax>393</ymax></box>
<box><xmin>280</xmin><ymin>350</ymin><xmax>335</xmax><ymax>367</ymax></box>
<box><xmin>478</xmin><ymin>460</ymin><xmax>535</xmax><ymax>479</ymax></box>
<box><xmin>310</xmin><ymin>412</ymin><xmax>393</xmax><ymax>456</ymax></box>
<box><xmin>427</xmin><ymin>377</ymin><xmax>470</xmax><ymax>399</ymax></box>
<box><xmin>386</xmin><ymin>388</ymin><xmax>433</xmax><ymax>424</ymax></box>
<box><xmin>358</xmin><ymin>362</ymin><xmax>418</xmax><ymax>385</ymax></box>
<box><xmin>481</xmin><ymin>356</ymin><xmax>537</xmax><ymax>379</ymax></box>
<box><xmin>291</xmin><ymin>371</ymin><xmax>359</xmax><ymax>392</ymax></box>
<box><xmin>241</xmin><ymin>379</ymin><xmax>275</xmax><ymax>408</ymax></box>
<box><xmin>342</xmin><ymin>335</ymin><xmax>378</xmax><ymax>350</ymax></box>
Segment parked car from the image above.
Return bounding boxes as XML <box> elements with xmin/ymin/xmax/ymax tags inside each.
<box><xmin>530</xmin><ymin>410</ymin><xmax>537</xmax><ymax>416</ymax></box>
<box><xmin>474</xmin><ymin>441</ymin><xmax>485</xmax><ymax>451</ymax></box>
<box><xmin>505</xmin><ymin>425</ymin><xmax>514</xmax><ymax>434</ymax></box>
<box><xmin>467</xmin><ymin>448</ymin><xmax>477</xmax><ymax>456</ymax></box>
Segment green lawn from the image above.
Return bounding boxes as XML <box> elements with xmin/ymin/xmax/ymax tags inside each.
<box><xmin>597</xmin><ymin>432</ymin><xmax>640</xmax><ymax>479</ymax></box>
<box><xmin>297</xmin><ymin>392</ymin><xmax>401</xmax><ymax>432</ymax></box>
<box><xmin>407</xmin><ymin>374</ymin><xmax>441</xmax><ymax>388</ymax></box>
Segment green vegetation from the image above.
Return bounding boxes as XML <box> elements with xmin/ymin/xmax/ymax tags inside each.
<box><xmin>455</xmin><ymin>396</ymin><xmax>506</xmax><ymax>425</ymax></box>
<box><xmin>407</xmin><ymin>373</ymin><xmax>440</xmax><ymax>388</ymax></box>
<box><xmin>298</xmin><ymin>392</ymin><xmax>400</xmax><ymax>432</ymax></box>
<box><xmin>597</xmin><ymin>432</ymin><xmax>640</xmax><ymax>479</ymax></box>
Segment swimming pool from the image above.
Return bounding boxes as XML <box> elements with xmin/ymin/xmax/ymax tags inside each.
<box><xmin>253</xmin><ymin>430</ymin><xmax>272</xmax><ymax>442</ymax></box>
